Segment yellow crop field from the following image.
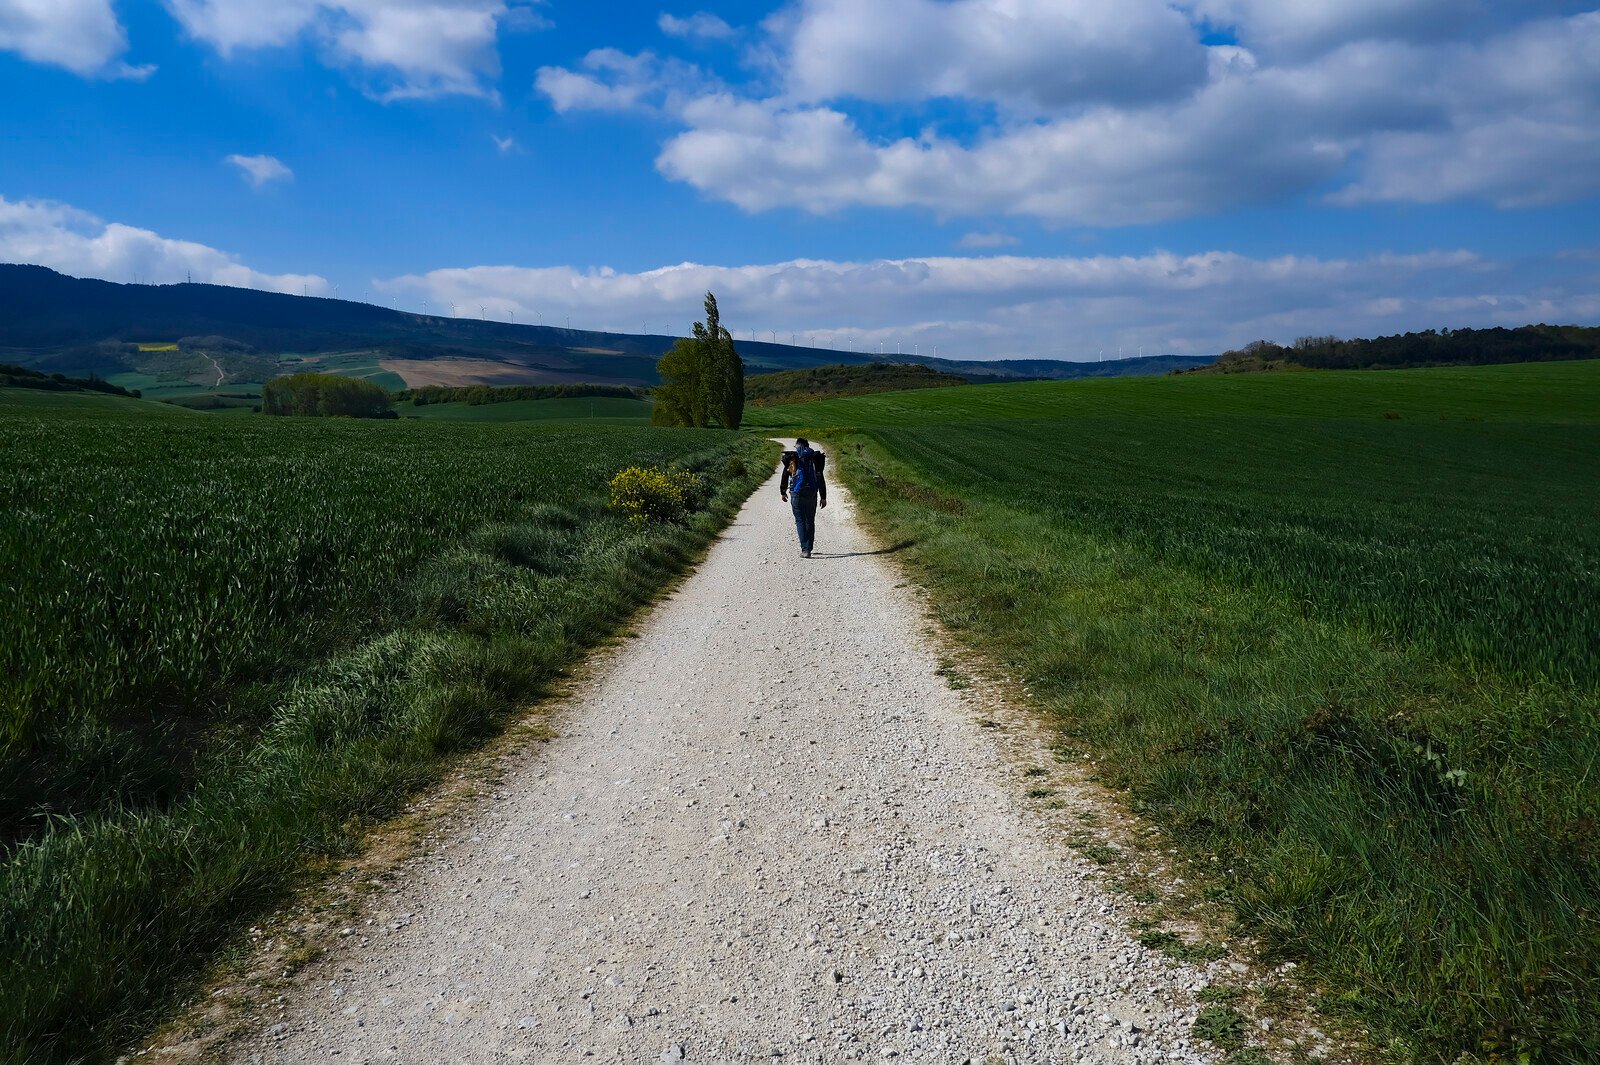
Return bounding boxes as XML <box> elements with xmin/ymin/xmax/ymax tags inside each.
<box><xmin>135</xmin><ymin>343</ymin><xmax>178</xmax><ymax>352</ymax></box>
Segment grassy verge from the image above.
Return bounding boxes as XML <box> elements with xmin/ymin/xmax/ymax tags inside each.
<box><xmin>1</xmin><ymin>397</ymin><xmax>775</xmax><ymax>1063</ymax></box>
<box><xmin>751</xmin><ymin>361</ymin><xmax>1600</xmax><ymax>1065</ymax></box>
<box><xmin>822</xmin><ymin>435</ymin><xmax>1596</xmax><ymax>1061</ymax></box>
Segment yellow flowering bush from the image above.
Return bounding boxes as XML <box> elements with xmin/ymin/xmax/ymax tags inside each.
<box><xmin>608</xmin><ymin>465</ymin><xmax>704</xmax><ymax>524</ymax></box>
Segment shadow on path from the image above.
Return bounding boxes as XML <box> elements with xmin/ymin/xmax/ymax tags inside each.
<box><xmin>808</xmin><ymin>540</ymin><xmax>916</xmax><ymax>559</ymax></box>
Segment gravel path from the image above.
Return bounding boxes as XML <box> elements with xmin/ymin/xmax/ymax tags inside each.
<box><xmin>233</xmin><ymin>451</ymin><xmax>1216</xmax><ymax>1065</ymax></box>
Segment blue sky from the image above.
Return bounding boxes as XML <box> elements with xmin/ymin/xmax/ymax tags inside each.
<box><xmin>2</xmin><ymin>0</ymin><xmax>1598</xmax><ymax>359</ymax></box>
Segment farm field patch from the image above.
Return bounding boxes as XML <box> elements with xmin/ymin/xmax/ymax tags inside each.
<box><xmin>402</xmin><ymin>395</ymin><xmax>651</xmax><ymax>422</ymax></box>
<box><xmin>756</xmin><ymin>359</ymin><xmax>1600</xmax><ymax>1059</ymax></box>
<box><xmin>0</xmin><ymin>392</ymin><xmax>772</xmax><ymax>1062</ymax></box>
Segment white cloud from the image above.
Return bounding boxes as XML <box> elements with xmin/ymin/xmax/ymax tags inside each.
<box><xmin>957</xmin><ymin>232</ymin><xmax>1020</xmax><ymax>249</ymax></box>
<box><xmin>629</xmin><ymin>12</ymin><xmax>1600</xmax><ymax>224</ymax></box>
<box><xmin>491</xmin><ymin>133</ymin><xmax>517</xmax><ymax>153</ymax></box>
<box><xmin>226</xmin><ymin>153</ymin><xmax>294</xmax><ymax>189</ymax></box>
<box><xmin>162</xmin><ymin>0</ymin><xmax>545</xmax><ymax>99</ymax></box>
<box><xmin>0</xmin><ymin>195</ymin><xmax>328</xmax><ymax>295</ymax></box>
<box><xmin>1185</xmin><ymin>0</ymin><xmax>1596</xmax><ymax>59</ymax></box>
<box><xmin>0</xmin><ymin>0</ymin><xmax>153</xmax><ymax>78</ymax></box>
<box><xmin>536</xmin><ymin>48</ymin><xmax>709</xmax><ymax>114</ymax></box>
<box><xmin>376</xmin><ymin>247</ymin><xmax>1598</xmax><ymax>359</ymax></box>
<box><xmin>775</xmin><ymin>0</ymin><xmax>1209</xmax><ymax>112</ymax></box>
<box><xmin>658</xmin><ymin>11</ymin><xmax>735</xmax><ymax>41</ymax></box>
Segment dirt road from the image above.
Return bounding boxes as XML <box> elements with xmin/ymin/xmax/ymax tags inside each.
<box><xmin>231</xmin><ymin>453</ymin><xmax>1215</xmax><ymax>1064</ymax></box>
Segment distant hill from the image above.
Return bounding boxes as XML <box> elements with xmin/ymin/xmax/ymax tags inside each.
<box><xmin>0</xmin><ymin>264</ymin><xmax>1212</xmax><ymax>388</ymax></box>
<box><xmin>1201</xmin><ymin>325</ymin><xmax>1600</xmax><ymax>374</ymax></box>
<box><xmin>746</xmin><ymin>363</ymin><xmax>967</xmax><ymax>406</ymax></box>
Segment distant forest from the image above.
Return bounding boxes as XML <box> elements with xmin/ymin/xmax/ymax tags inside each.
<box><xmin>401</xmin><ymin>383</ymin><xmax>646</xmax><ymax>406</ymax></box>
<box><xmin>0</xmin><ymin>362</ymin><xmax>140</xmax><ymax>398</ymax></box>
<box><xmin>746</xmin><ymin>362</ymin><xmax>967</xmax><ymax>406</ymax></box>
<box><xmin>262</xmin><ymin>372</ymin><xmax>395</xmax><ymax>418</ymax></box>
<box><xmin>1206</xmin><ymin>324</ymin><xmax>1600</xmax><ymax>373</ymax></box>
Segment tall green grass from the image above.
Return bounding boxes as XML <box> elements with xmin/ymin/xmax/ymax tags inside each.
<box><xmin>0</xmin><ymin>395</ymin><xmax>774</xmax><ymax>1063</ymax></box>
<box><xmin>756</xmin><ymin>360</ymin><xmax>1600</xmax><ymax>1061</ymax></box>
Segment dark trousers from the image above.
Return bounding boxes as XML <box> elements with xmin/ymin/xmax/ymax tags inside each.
<box><xmin>790</xmin><ymin>489</ymin><xmax>818</xmax><ymax>553</ymax></box>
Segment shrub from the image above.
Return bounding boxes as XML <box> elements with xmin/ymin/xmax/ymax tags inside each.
<box><xmin>608</xmin><ymin>465</ymin><xmax>703</xmax><ymax>524</ymax></box>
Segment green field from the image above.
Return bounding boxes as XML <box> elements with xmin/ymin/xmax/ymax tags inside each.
<box><xmin>403</xmin><ymin>395</ymin><xmax>652</xmax><ymax>422</ymax></box>
<box><xmin>754</xmin><ymin>360</ymin><xmax>1600</xmax><ymax>1060</ymax></box>
<box><xmin>0</xmin><ymin>392</ymin><xmax>772</xmax><ymax>1063</ymax></box>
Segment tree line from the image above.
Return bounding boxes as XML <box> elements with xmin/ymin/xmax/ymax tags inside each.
<box><xmin>262</xmin><ymin>372</ymin><xmax>396</xmax><ymax>418</ymax></box>
<box><xmin>401</xmin><ymin>383</ymin><xmax>646</xmax><ymax>406</ymax></box>
<box><xmin>0</xmin><ymin>362</ymin><xmax>140</xmax><ymax>398</ymax></box>
<box><xmin>652</xmin><ymin>293</ymin><xmax>744</xmax><ymax>429</ymax></box>
<box><xmin>1209</xmin><ymin>324</ymin><xmax>1600</xmax><ymax>373</ymax></box>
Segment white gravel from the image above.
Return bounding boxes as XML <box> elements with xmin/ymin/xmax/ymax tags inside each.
<box><xmin>231</xmin><ymin>450</ymin><xmax>1216</xmax><ymax>1064</ymax></box>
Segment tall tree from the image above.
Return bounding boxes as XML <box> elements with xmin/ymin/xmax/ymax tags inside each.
<box><xmin>693</xmin><ymin>292</ymin><xmax>744</xmax><ymax>430</ymax></box>
<box><xmin>654</xmin><ymin>292</ymin><xmax>745</xmax><ymax>429</ymax></box>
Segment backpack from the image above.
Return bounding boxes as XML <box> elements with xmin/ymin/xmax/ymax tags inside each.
<box><xmin>786</xmin><ymin>447</ymin><xmax>825</xmax><ymax>492</ymax></box>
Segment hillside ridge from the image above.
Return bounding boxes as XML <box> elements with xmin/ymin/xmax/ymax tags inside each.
<box><xmin>0</xmin><ymin>264</ymin><xmax>1209</xmax><ymax>386</ymax></box>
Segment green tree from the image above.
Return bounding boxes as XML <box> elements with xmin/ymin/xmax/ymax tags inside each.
<box><xmin>653</xmin><ymin>292</ymin><xmax>744</xmax><ymax>429</ymax></box>
<box><xmin>652</xmin><ymin>338</ymin><xmax>710</xmax><ymax>427</ymax></box>
<box><xmin>695</xmin><ymin>292</ymin><xmax>744</xmax><ymax>429</ymax></box>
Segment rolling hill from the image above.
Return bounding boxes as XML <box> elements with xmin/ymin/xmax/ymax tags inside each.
<box><xmin>0</xmin><ymin>265</ymin><xmax>1212</xmax><ymax>393</ymax></box>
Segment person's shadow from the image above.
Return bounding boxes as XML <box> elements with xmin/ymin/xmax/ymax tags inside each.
<box><xmin>809</xmin><ymin>539</ymin><xmax>915</xmax><ymax>559</ymax></box>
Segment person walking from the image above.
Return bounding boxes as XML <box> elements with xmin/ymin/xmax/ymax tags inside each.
<box><xmin>779</xmin><ymin>437</ymin><xmax>827</xmax><ymax>558</ymax></box>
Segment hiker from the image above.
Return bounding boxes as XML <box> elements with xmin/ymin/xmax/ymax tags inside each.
<box><xmin>779</xmin><ymin>437</ymin><xmax>827</xmax><ymax>558</ymax></box>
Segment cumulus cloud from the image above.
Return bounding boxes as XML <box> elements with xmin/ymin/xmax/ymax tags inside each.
<box><xmin>0</xmin><ymin>0</ymin><xmax>153</xmax><ymax>78</ymax></box>
<box><xmin>226</xmin><ymin>153</ymin><xmax>294</xmax><ymax>189</ymax></box>
<box><xmin>658</xmin><ymin>11</ymin><xmax>735</xmax><ymax>41</ymax></box>
<box><xmin>0</xmin><ymin>195</ymin><xmax>328</xmax><ymax>295</ymax></box>
<box><xmin>650</xmin><ymin>12</ymin><xmax>1600</xmax><ymax>223</ymax></box>
<box><xmin>162</xmin><ymin>0</ymin><xmax>546</xmax><ymax>99</ymax></box>
<box><xmin>542</xmin><ymin>7</ymin><xmax>1600</xmax><ymax>224</ymax></box>
<box><xmin>775</xmin><ymin>0</ymin><xmax>1210</xmax><ymax>111</ymax></box>
<box><xmin>375</xmin><ymin>247</ymin><xmax>1598</xmax><ymax>359</ymax></box>
<box><xmin>1185</xmin><ymin>0</ymin><xmax>1596</xmax><ymax>59</ymax></box>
